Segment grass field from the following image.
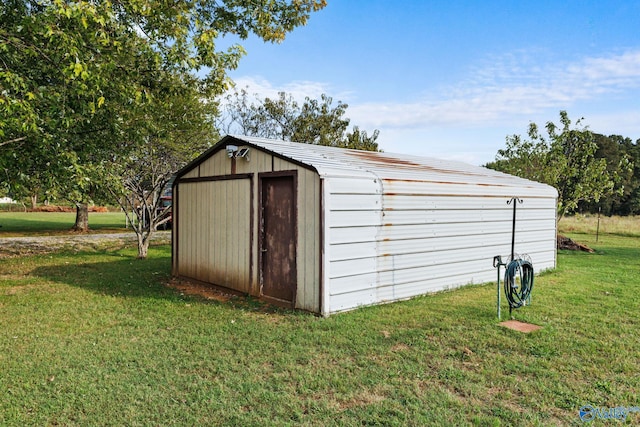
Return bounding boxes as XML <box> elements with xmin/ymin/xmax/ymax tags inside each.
<box><xmin>0</xmin><ymin>216</ymin><xmax>639</xmax><ymax>425</ymax></box>
<box><xmin>559</xmin><ymin>214</ymin><xmax>640</xmax><ymax>240</ymax></box>
<box><xmin>0</xmin><ymin>212</ymin><xmax>129</xmax><ymax>236</ymax></box>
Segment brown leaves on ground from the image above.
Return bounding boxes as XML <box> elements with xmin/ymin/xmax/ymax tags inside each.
<box><xmin>557</xmin><ymin>234</ymin><xmax>594</xmax><ymax>252</ymax></box>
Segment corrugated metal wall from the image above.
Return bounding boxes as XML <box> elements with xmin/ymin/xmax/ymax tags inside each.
<box><xmin>325</xmin><ymin>176</ymin><xmax>557</xmax><ymax>314</ymax></box>
<box><xmin>375</xmin><ymin>190</ymin><xmax>555</xmax><ymax>303</ymax></box>
<box><xmin>324</xmin><ymin>176</ymin><xmax>382</xmax><ymax>313</ymax></box>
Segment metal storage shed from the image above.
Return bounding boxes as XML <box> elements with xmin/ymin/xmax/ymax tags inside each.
<box><xmin>172</xmin><ymin>135</ymin><xmax>557</xmax><ymax>316</ymax></box>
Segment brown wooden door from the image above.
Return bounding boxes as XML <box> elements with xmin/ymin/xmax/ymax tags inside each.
<box><xmin>260</xmin><ymin>175</ymin><xmax>296</xmax><ymax>303</ymax></box>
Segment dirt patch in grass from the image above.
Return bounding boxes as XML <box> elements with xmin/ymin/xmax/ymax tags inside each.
<box><xmin>166</xmin><ymin>277</ymin><xmax>239</xmax><ymax>302</ymax></box>
<box><xmin>391</xmin><ymin>343</ymin><xmax>410</xmax><ymax>352</ymax></box>
<box><xmin>165</xmin><ymin>278</ymin><xmax>295</xmax><ymax>317</ymax></box>
<box><xmin>319</xmin><ymin>388</ymin><xmax>387</xmax><ymax>411</ymax></box>
<box><xmin>339</xmin><ymin>389</ymin><xmax>387</xmax><ymax>410</ymax></box>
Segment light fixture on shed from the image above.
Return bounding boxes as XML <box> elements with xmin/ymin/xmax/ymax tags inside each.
<box><xmin>225</xmin><ymin>145</ymin><xmax>250</xmax><ymax>161</ymax></box>
<box><xmin>226</xmin><ymin>145</ymin><xmax>239</xmax><ymax>158</ymax></box>
<box><xmin>235</xmin><ymin>147</ymin><xmax>250</xmax><ymax>161</ymax></box>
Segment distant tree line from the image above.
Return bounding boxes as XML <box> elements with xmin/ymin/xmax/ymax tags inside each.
<box><xmin>578</xmin><ymin>133</ymin><xmax>640</xmax><ymax>215</ymax></box>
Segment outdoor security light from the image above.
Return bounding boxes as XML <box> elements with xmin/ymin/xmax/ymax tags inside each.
<box><xmin>236</xmin><ymin>147</ymin><xmax>250</xmax><ymax>161</ymax></box>
<box><xmin>226</xmin><ymin>145</ymin><xmax>239</xmax><ymax>158</ymax></box>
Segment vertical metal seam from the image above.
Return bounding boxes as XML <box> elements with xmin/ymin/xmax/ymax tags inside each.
<box><xmin>249</xmin><ymin>173</ymin><xmax>255</xmax><ymax>296</ymax></box>
<box><xmin>293</xmin><ymin>171</ymin><xmax>299</xmax><ymax>309</ymax></box>
<box><xmin>172</xmin><ymin>183</ymin><xmax>179</xmax><ymax>275</ymax></box>
<box><xmin>258</xmin><ymin>175</ymin><xmax>264</xmax><ymax>297</ymax></box>
<box><xmin>318</xmin><ymin>177</ymin><xmax>324</xmax><ymax>315</ymax></box>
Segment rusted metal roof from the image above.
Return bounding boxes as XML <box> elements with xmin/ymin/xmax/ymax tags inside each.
<box><xmin>230</xmin><ymin>135</ymin><xmax>557</xmax><ymax>197</ymax></box>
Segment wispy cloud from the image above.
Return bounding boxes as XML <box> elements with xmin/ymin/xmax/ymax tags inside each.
<box><xmin>348</xmin><ymin>49</ymin><xmax>640</xmax><ymax>129</ymax></box>
<box><xmin>224</xmin><ymin>49</ymin><xmax>640</xmax><ymax>164</ymax></box>
<box><xmin>586</xmin><ymin>109</ymin><xmax>640</xmax><ymax>138</ymax></box>
<box><xmin>229</xmin><ymin>50</ymin><xmax>640</xmax><ymax>132</ymax></box>
<box><xmin>228</xmin><ymin>76</ymin><xmax>342</xmax><ymax>103</ymax></box>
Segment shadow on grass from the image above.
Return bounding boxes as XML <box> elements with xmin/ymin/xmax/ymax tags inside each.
<box><xmin>31</xmin><ymin>246</ymin><xmax>577</xmax><ymax>320</ymax></box>
<box><xmin>31</xmin><ymin>254</ymin><xmax>180</xmax><ymax>301</ymax></box>
<box><xmin>31</xmin><ymin>252</ymin><xmax>300</xmax><ymax>316</ymax></box>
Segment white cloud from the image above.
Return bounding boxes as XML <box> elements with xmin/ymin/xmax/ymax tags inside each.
<box><xmin>224</xmin><ymin>49</ymin><xmax>640</xmax><ymax>164</ymax></box>
<box><xmin>228</xmin><ymin>50</ymin><xmax>640</xmax><ymax>130</ymax></box>
<box><xmin>347</xmin><ymin>49</ymin><xmax>640</xmax><ymax>130</ymax></box>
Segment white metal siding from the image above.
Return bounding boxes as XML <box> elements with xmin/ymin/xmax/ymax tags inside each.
<box><xmin>323</xmin><ymin>175</ymin><xmax>381</xmax><ymax>312</ymax></box>
<box><xmin>325</xmin><ymin>184</ymin><xmax>557</xmax><ymax>313</ymax></box>
<box><xmin>326</xmin><ymin>182</ymin><xmax>557</xmax><ymax>313</ymax></box>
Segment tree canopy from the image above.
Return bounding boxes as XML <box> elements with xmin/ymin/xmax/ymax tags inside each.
<box><xmin>486</xmin><ymin>111</ymin><xmax>633</xmax><ymax>219</ymax></box>
<box><xmin>1</xmin><ymin>0</ymin><xmax>326</xmax><ymax>232</ymax></box>
<box><xmin>578</xmin><ymin>133</ymin><xmax>640</xmax><ymax>215</ymax></box>
<box><xmin>220</xmin><ymin>88</ymin><xmax>380</xmax><ymax>151</ymax></box>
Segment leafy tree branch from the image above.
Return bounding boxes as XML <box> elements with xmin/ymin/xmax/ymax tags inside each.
<box><xmin>487</xmin><ymin>111</ymin><xmax>633</xmax><ymax>220</ymax></box>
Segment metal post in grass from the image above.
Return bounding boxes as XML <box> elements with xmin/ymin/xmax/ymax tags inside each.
<box><xmin>596</xmin><ymin>206</ymin><xmax>601</xmax><ymax>243</ymax></box>
<box><xmin>507</xmin><ymin>197</ymin><xmax>523</xmax><ymax>261</ymax></box>
<box><xmin>493</xmin><ymin>255</ymin><xmax>506</xmax><ymax>319</ymax></box>
<box><xmin>495</xmin><ymin>197</ymin><xmax>533</xmax><ymax>320</ymax></box>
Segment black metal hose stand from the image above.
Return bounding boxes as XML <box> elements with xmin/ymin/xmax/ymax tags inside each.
<box><xmin>494</xmin><ymin>197</ymin><xmax>534</xmax><ymax>319</ymax></box>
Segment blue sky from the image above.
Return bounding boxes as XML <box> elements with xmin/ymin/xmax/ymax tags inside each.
<box><xmin>223</xmin><ymin>1</ymin><xmax>640</xmax><ymax>165</ymax></box>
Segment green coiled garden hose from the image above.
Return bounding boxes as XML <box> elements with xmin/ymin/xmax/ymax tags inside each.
<box><xmin>504</xmin><ymin>259</ymin><xmax>534</xmax><ymax>309</ymax></box>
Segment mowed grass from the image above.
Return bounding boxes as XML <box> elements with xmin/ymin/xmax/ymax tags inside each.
<box><xmin>0</xmin><ymin>211</ymin><xmax>129</xmax><ymax>236</ymax></box>
<box><xmin>0</xmin><ymin>220</ymin><xmax>639</xmax><ymax>425</ymax></box>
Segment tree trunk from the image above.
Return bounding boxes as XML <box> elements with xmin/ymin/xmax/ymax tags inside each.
<box><xmin>137</xmin><ymin>232</ymin><xmax>150</xmax><ymax>259</ymax></box>
<box><xmin>73</xmin><ymin>203</ymin><xmax>90</xmax><ymax>232</ymax></box>
<box><xmin>30</xmin><ymin>194</ymin><xmax>37</xmax><ymax>210</ymax></box>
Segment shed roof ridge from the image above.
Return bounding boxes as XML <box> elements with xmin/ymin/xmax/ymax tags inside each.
<box><xmin>231</xmin><ymin>135</ymin><xmax>382</xmax><ymax>179</ymax></box>
<box><xmin>228</xmin><ymin>135</ymin><xmax>557</xmax><ymax>196</ymax></box>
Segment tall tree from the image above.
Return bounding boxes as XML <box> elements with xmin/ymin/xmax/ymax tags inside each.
<box><xmin>105</xmin><ymin>73</ymin><xmax>217</xmax><ymax>258</ymax></box>
<box><xmin>1</xmin><ymin>0</ymin><xmax>326</xmax><ymax>230</ymax></box>
<box><xmin>486</xmin><ymin>111</ymin><xmax>632</xmax><ymax>220</ymax></box>
<box><xmin>221</xmin><ymin>88</ymin><xmax>380</xmax><ymax>151</ymax></box>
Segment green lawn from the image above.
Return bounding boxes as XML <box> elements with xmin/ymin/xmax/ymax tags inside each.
<box><xmin>0</xmin><ymin>211</ymin><xmax>129</xmax><ymax>236</ymax></box>
<box><xmin>0</xmin><ymin>224</ymin><xmax>639</xmax><ymax>425</ymax></box>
